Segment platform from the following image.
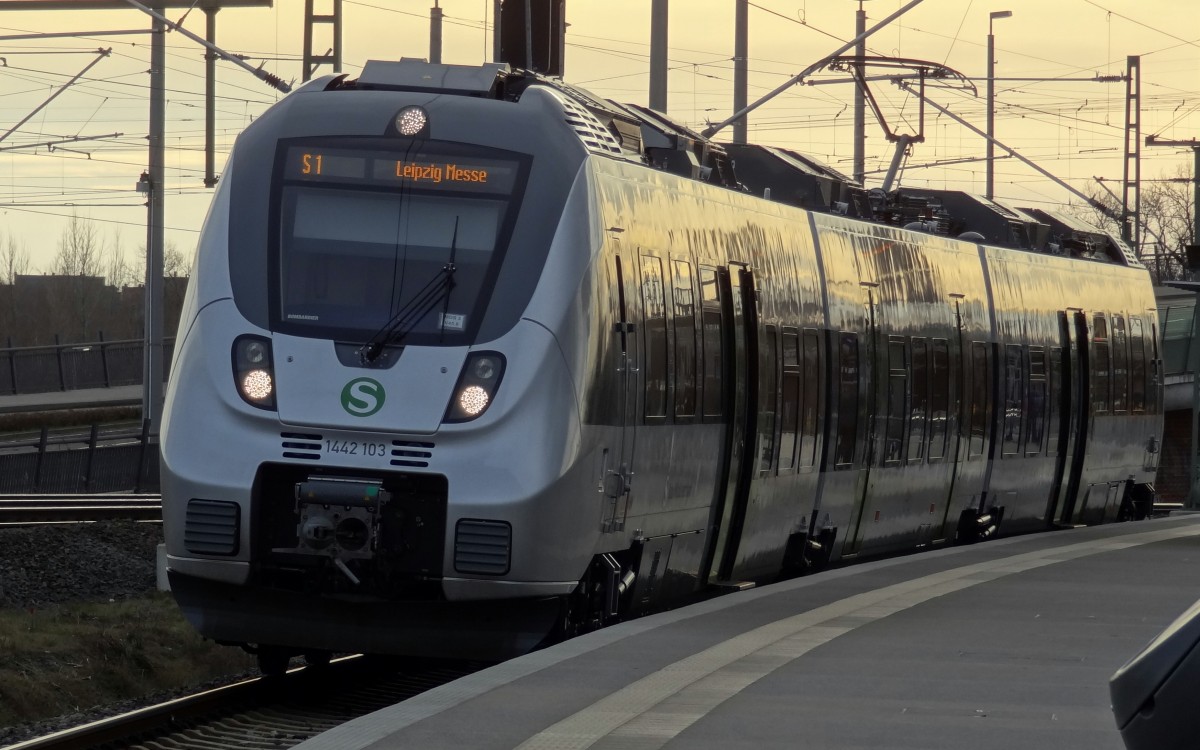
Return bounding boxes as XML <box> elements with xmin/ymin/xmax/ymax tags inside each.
<box><xmin>295</xmin><ymin>513</ymin><xmax>1200</xmax><ymax>750</ymax></box>
<box><xmin>0</xmin><ymin>385</ymin><xmax>143</xmax><ymax>415</ymax></box>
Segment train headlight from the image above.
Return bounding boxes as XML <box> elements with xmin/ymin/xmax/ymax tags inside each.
<box><xmin>232</xmin><ymin>335</ymin><xmax>277</xmax><ymax>410</ymax></box>
<box><xmin>241</xmin><ymin>370</ymin><xmax>274</xmax><ymax>401</ymax></box>
<box><xmin>444</xmin><ymin>351</ymin><xmax>505</xmax><ymax>423</ymax></box>
<box><xmin>459</xmin><ymin>385</ymin><xmax>489</xmax><ymax>416</ymax></box>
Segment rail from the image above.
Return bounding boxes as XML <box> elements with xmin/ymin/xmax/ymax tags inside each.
<box><xmin>0</xmin><ymin>336</ymin><xmax>175</xmax><ymax>396</ymax></box>
<box><xmin>5</xmin><ymin>656</ymin><xmax>486</xmax><ymax>750</ymax></box>
<box><xmin>0</xmin><ymin>494</ymin><xmax>161</xmax><ymax>525</ymax></box>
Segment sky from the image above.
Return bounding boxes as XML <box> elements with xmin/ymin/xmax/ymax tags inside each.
<box><xmin>0</xmin><ymin>0</ymin><xmax>1196</xmax><ymax>275</ymax></box>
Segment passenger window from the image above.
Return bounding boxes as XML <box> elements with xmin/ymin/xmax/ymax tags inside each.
<box><xmin>1130</xmin><ymin>317</ymin><xmax>1146</xmax><ymax>412</ymax></box>
<box><xmin>672</xmin><ymin>260</ymin><xmax>697</xmax><ymax>418</ymax></box>
<box><xmin>800</xmin><ymin>329</ymin><xmax>821</xmax><ymax>468</ymax></box>
<box><xmin>779</xmin><ymin>329</ymin><xmax>800</xmax><ymax>471</ymax></box>
<box><xmin>1002</xmin><ymin>345</ymin><xmax>1023</xmax><ymax>457</ymax></box>
<box><xmin>1026</xmin><ymin>347</ymin><xmax>1046</xmax><ymax>455</ymax></box>
<box><xmin>1093</xmin><ymin>314</ymin><xmax>1110</xmax><ymax>414</ymax></box>
<box><xmin>759</xmin><ymin>326</ymin><xmax>779</xmax><ymax>474</ymax></box>
<box><xmin>700</xmin><ymin>266</ymin><xmax>723</xmax><ymax>419</ymax></box>
<box><xmin>641</xmin><ymin>255</ymin><xmax>668</xmax><ymax>419</ymax></box>
<box><xmin>929</xmin><ymin>338</ymin><xmax>949</xmax><ymax>460</ymax></box>
<box><xmin>909</xmin><ymin>338</ymin><xmax>928</xmax><ymax>462</ymax></box>
<box><xmin>1112</xmin><ymin>314</ymin><xmax>1127</xmax><ymax>412</ymax></box>
<box><xmin>969</xmin><ymin>342</ymin><xmax>989</xmax><ymax>458</ymax></box>
<box><xmin>835</xmin><ymin>332</ymin><xmax>859</xmax><ymax>467</ymax></box>
<box><xmin>885</xmin><ymin>338</ymin><xmax>908</xmax><ymax>464</ymax></box>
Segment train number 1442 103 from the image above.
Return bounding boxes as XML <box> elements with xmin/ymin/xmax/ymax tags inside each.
<box><xmin>324</xmin><ymin>439</ymin><xmax>388</xmax><ymax>457</ymax></box>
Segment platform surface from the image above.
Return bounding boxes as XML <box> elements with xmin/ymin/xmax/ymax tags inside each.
<box><xmin>297</xmin><ymin>513</ymin><xmax>1200</xmax><ymax>750</ymax></box>
<box><xmin>0</xmin><ymin>385</ymin><xmax>143</xmax><ymax>415</ymax></box>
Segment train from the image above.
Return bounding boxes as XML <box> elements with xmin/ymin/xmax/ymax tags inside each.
<box><xmin>159</xmin><ymin>59</ymin><xmax>1163</xmax><ymax>674</ymax></box>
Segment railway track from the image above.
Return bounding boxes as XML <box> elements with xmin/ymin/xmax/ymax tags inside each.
<box><xmin>5</xmin><ymin>655</ymin><xmax>487</xmax><ymax>750</ymax></box>
<box><xmin>0</xmin><ymin>494</ymin><xmax>161</xmax><ymax>525</ymax></box>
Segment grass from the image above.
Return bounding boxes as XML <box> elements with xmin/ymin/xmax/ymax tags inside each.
<box><xmin>0</xmin><ymin>594</ymin><xmax>257</xmax><ymax>730</ymax></box>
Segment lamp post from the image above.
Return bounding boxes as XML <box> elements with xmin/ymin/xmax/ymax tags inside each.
<box><xmin>853</xmin><ymin>0</ymin><xmax>869</xmax><ymax>185</ymax></box>
<box><xmin>986</xmin><ymin>9</ymin><xmax>1012</xmax><ymax>200</ymax></box>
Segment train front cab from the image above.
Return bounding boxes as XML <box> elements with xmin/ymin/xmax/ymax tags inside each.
<box><xmin>161</xmin><ymin>77</ymin><xmax>625</xmax><ymax>661</ymax></box>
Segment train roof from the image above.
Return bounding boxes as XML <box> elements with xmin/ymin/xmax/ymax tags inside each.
<box><xmin>323</xmin><ymin>60</ymin><xmax>1143</xmax><ymax>269</ymax></box>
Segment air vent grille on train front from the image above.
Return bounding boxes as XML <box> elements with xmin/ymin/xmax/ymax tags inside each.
<box><xmin>392</xmin><ymin>440</ymin><xmax>434</xmax><ymax>468</ymax></box>
<box><xmin>281</xmin><ymin>432</ymin><xmax>322</xmax><ymax>461</ymax></box>
<box><xmin>184</xmin><ymin>499</ymin><xmax>240</xmax><ymax>556</ymax></box>
<box><xmin>454</xmin><ymin>519</ymin><xmax>511</xmax><ymax>575</ymax></box>
<box><xmin>547</xmin><ymin>90</ymin><xmax>625</xmax><ymax>157</ymax></box>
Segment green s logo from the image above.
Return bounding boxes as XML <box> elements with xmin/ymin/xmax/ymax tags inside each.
<box><xmin>340</xmin><ymin>378</ymin><xmax>385</xmax><ymax>417</ymax></box>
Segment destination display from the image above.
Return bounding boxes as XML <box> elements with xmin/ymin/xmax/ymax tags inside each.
<box><xmin>284</xmin><ymin>146</ymin><xmax>519</xmax><ymax>194</ymax></box>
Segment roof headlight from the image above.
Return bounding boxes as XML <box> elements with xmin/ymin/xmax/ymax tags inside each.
<box><xmin>395</xmin><ymin>105</ymin><xmax>428</xmax><ymax>136</ymax></box>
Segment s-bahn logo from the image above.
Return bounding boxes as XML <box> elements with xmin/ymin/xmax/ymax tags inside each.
<box><xmin>340</xmin><ymin>378</ymin><xmax>386</xmax><ymax>417</ymax></box>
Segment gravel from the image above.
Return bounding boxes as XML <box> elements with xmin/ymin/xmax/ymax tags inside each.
<box><xmin>0</xmin><ymin>521</ymin><xmax>258</xmax><ymax>746</ymax></box>
<box><xmin>0</xmin><ymin>521</ymin><xmax>163</xmax><ymax>608</ymax></box>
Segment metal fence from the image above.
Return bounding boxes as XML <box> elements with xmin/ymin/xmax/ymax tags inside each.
<box><xmin>0</xmin><ymin>423</ymin><xmax>159</xmax><ymax>493</ymax></box>
<box><xmin>0</xmin><ymin>336</ymin><xmax>175</xmax><ymax>396</ymax></box>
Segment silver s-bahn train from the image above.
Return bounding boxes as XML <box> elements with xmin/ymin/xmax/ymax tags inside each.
<box><xmin>160</xmin><ymin>60</ymin><xmax>1163</xmax><ymax>671</ymax></box>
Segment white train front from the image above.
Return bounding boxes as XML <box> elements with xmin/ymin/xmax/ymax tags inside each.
<box><xmin>160</xmin><ymin>60</ymin><xmax>1162</xmax><ymax>670</ymax></box>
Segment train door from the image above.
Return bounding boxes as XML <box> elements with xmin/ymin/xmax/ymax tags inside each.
<box><xmin>703</xmin><ymin>264</ymin><xmax>758</xmax><ymax>583</ymax></box>
<box><xmin>603</xmin><ymin>254</ymin><xmax>639</xmax><ymax>533</ymax></box>
<box><xmin>840</xmin><ymin>285</ymin><xmax>878</xmax><ymax>556</ymax></box>
<box><xmin>937</xmin><ymin>296</ymin><xmax>967</xmax><ymax>535</ymax></box>
<box><xmin>1145</xmin><ymin>314</ymin><xmax>1162</xmax><ymax>470</ymax></box>
<box><xmin>1151</xmin><ymin>317</ymin><xmax>1163</xmax><ymax>415</ymax></box>
<box><xmin>1052</xmin><ymin>310</ymin><xmax>1089</xmax><ymax>525</ymax></box>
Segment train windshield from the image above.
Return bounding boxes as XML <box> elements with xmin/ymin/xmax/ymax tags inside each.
<box><xmin>273</xmin><ymin>141</ymin><xmax>527</xmax><ymax>344</ymax></box>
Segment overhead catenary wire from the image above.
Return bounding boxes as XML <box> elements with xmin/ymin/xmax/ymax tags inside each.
<box><xmin>0</xmin><ymin>0</ymin><xmax>1193</xmax><ymax>271</ymax></box>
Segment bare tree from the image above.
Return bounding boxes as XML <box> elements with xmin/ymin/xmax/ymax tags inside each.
<box><xmin>1077</xmin><ymin>171</ymin><xmax>1195</xmax><ymax>284</ymax></box>
<box><xmin>163</xmin><ymin>241</ymin><xmax>192</xmax><ymax>336</ymax></box>
<box><xmin>0</xmin><ymin>232</ymin><xmax>31</xmax><ymax>342</ymax></box>
<box><xmin>105</xmin><ymin>229</ymin><xmax>138</xmax><ymax>289</ymax></box>
<box><xmin>163</xmin><ymin>241</ymin><xmax>192</xmax><ymax>278</ymax></box>
<box><xmin>0</xmin><ymin>232</ymin><xmax>30</xmax><ymax>285</ymax></box>
<box><xmin>53</xmin><ymin>212</ymin><xmax>104</xmax><ymax>277</ymax></box>
<box><xmin>1140</xmin><ymin>168</ymin><xmax>1196</xmax><ymax>282</ymax></box>
<box><xmin>51</xmin><ymin>213</ymin><xmax>106</xmax><ymax>338</ymax></box>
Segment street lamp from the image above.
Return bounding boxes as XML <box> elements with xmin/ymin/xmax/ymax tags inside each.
<box><xmin>986</xmin><ymin>9</ymin><xmax>1012</xmax><ymax>200</ymax></box>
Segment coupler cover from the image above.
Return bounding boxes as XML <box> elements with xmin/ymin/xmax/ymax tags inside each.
<box><xmin>288</xmin><ymin>478</ymin><xmax>392</xmax><ymax>561</ymax></box>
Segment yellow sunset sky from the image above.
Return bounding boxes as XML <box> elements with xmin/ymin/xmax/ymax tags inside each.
<box><xmin>0</xmin><ymin>0</ymin><xmax>1196</xmax><ymax>272</ymax></box>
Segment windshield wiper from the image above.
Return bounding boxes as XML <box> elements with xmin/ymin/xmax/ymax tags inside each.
<box><xmin>438</xmin><ymin>217</ymin><xmax>460</xmax><ymax>340</ymax></box>
<box><xmin>358</xmin><ymin>217</ymin><xmax>459</xmax><ymax>363</ymax></box>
